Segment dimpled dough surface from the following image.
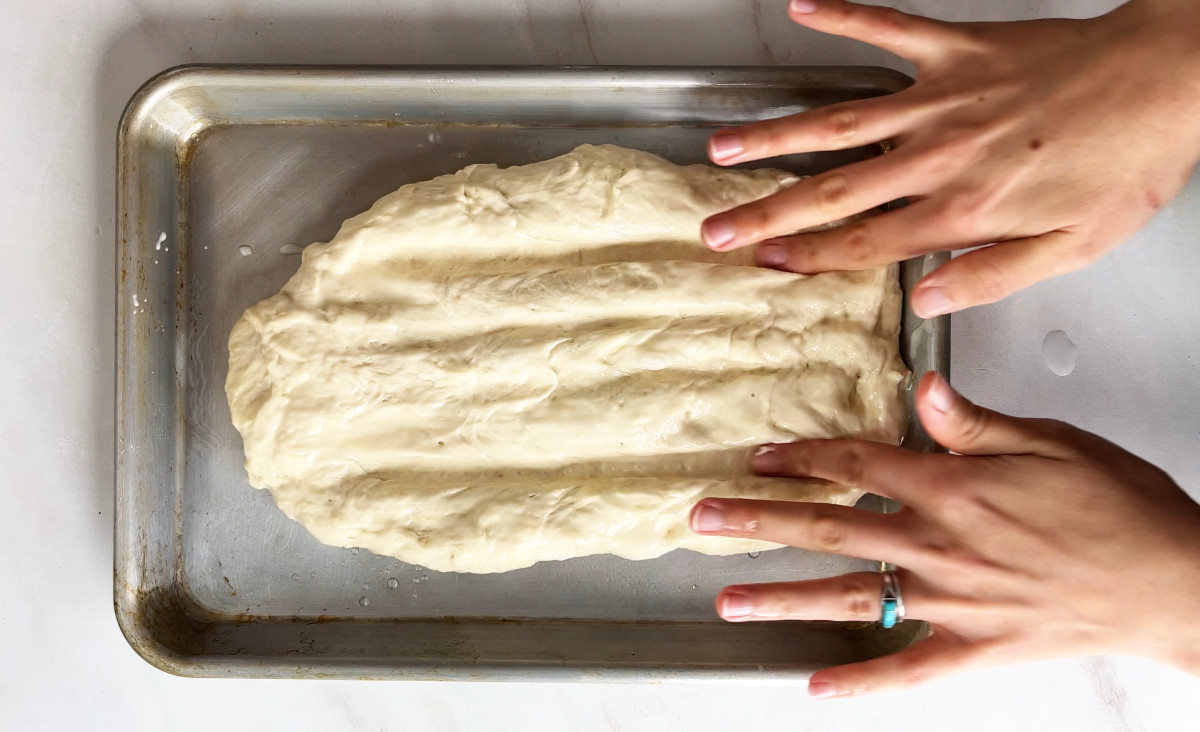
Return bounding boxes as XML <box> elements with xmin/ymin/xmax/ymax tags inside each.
<box><xmin>226</xmin><ymin>144</ymin><xmax>907</xmax><ymax>574</ymax></box>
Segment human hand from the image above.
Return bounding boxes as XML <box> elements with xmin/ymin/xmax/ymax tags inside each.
<box><xmin>701</xmin><ymin>0</ymin><xmax>1200</xmax><ymax>317</ymax></box>
<box><xmin>689</xmin><ymin>372</ymin><xmax>1200</xmax><ymax>697</ymax></box>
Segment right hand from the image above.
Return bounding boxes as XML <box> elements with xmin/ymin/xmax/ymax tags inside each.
<box><xmin>701</xmin><ymin>0</ymin><xmax>1200</xmax><ymax>317</ymax></box>
<box><xmin>690</xmin><ymin>373</ymin><xmax>1200</xmax><ymax>696</ymax></box>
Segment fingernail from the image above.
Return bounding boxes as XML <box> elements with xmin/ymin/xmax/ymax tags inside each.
<box><xmin>807</xmin><ymin>680</ymin><xmax>837</xmax><ymax>699</ymax></box>
<box><xmin>926</xmin><ymin>372</ymin><xmax>955</xmax><ymax>414</ymax></box>
<box><xmin>752</xmin><ymin>445</ymin><xmax>788</xmax><ymax>474</ymax></box>
<box><xmin>702</xmin><ymin>217</ymin><xmax>738</xmax><ymax>250</ymax></box>
<box><xmin>709</xmin><ymin>132</ymin><xmax>744</xmax><ymax>161</ymax></box>
<box><xmin>720</xmin><ymin>592</ymin><xmax>754</xmax><ymax>619</ymax></box>
<box><xmin>691</xmin><ymin>502</ymin><xmax>727</xmax><ymax>532</ymax></box>
<box><xmin>914</xmin><ymin>286</ymin><xmax>955</xmax><ymax>318</ymax></box>
<box><xmin>756</xmin><ymin>241</ymin><xmax>789</xmax><ymax>268</ymax></box>
<box><xmin>790</xmin><ymin>0</ymin><xmax>819</xmax><ymax>14</ymax></box>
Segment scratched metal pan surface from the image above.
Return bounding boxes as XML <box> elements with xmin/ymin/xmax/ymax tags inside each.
<box><xmin>115</xmin><ymin>65</ymin><xmax>948</xmax><ymax>681</ymax></box>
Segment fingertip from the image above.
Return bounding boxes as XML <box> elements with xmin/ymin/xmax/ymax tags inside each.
<box><xmin>701</xmin><ymin>216</ymin><xmax>739</xmax><ymax>251</ymax></box>
<box><xmin>716</xmin><ymin>589</ymin><xmax>755</xmax><ymax>620</ymax></box>
<box><xmin>806</xmin><ymin>678</ymin><xmax>838</xmax><ymax>699</ymax></box>
<box><xmin>789</xmin><ymin>0</ymin><xmax>820</xmax><ymax>19</ymax></box>
<box><xmin>911</xmin><ymin>282</ymin><xmax>956</xmax><ymax>319</ymax></box>
<box><xmin>751</xmin><ymin>443</ymin><xmax>792</xmax><ymax>474</ymax></box>
<box><xmin>708</xmin><ymin>131</ymin><xmax>745</xmax><ymax>165</ymax></box>
<box><xmin>689</xmin><ymin>499</ymin><xmax>726</xmax><ymax>533</ymax></box>
<box><xmin>756</xmin><ymin>241</ymin><xmax>790</xmax><ymax>269</ymax></box>
<box><xmin>916</xmin><ymin>371</ymin><xmax>955</xmax><ymax>416</ymax></box>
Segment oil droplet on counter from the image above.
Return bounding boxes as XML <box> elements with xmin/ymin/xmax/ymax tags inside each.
<box><xmin>291</xmin><ymin>573</ymin><xmax>300</xmax><ymax>582</ymax></box>
<box><xmin>238</xmin><ymin>245</ymin><xmax>253</xmax><ymax>257</ymax></box>
<box><xmin>156</xmin><ymin>232</ymin><xmax>166</xmax><ymax>251</ymax></box>
<box><xmin>279</xmin><ymin>243</ymin><xmax>303</xmax><ymax>255</ymax></box>
<box><xmin>748</xmin><ymin>551</ymin><xmax>761</xmax><ymax>559</ymax></box>
<box><xmin>358</xmin><ymin>597</ymin><xmax>370</xmax><ymax>607</ymax></box>
<box><xmin>350</xmin><ymin>547</ymin><xmax>360</xmax><ymax>555</ymax></box>
<box><xmin>691</xmin><ymin>584</ymin><xmax>698</xmax><ymax>591</ymax></box>
<box><xmin>362</xmin><ymin>583</ymin><xmax>369</xmax><ymax>591</ymax></box>
<box><xmin>387</xmin><ymin>578</ymin><xmax>399</xmax><ymax>590</ymax></box>
<box><xmin>1042</xmin><ymin>330</ymin><xmax>1078</xmax><ymax>376</ymax></box>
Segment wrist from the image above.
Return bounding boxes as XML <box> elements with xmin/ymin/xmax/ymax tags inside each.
<box><xmin>1103</xmin><ymin>0</ymin><xmax>1200</xmax><ymax>157</ymax></box>
<box><xmin>1109</xmin><ymin>0</ymin><xmax>1200</xmax><ymax>64</ymax></box>
<box><xmin>1123</xmin><ymin>0</ymin><xmax>1200</xmax><ymax>24</ymax></box>
<box><xmin>1133</xmin><ymin>548</ymin><xmax>1200</xmax><ymax>676</ymax></box>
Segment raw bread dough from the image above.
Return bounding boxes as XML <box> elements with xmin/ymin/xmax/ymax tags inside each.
<box><xmin>226</xmin><ymin>144</ymin><xmax>907</xmax><ymax>573</ymax></box>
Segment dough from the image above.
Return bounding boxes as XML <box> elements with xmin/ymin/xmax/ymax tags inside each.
<box><xmin>226</xmin><ymin>144</ymin><xmax>907</xmax><ymax>573</ymax></box>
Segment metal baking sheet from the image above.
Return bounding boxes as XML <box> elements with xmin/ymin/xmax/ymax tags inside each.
<box><xmin>115</xmin><ymin>66</ymin><xmax>948</xmax><ymax>680</ymax></box>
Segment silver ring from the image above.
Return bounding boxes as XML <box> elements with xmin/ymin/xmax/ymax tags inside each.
<box><xmin>879</xmin><ymin>570</ymin><xmax>905</xmax><ymax>629</ymax></box>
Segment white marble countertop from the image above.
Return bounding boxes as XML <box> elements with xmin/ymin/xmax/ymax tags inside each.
<box><xmin>2</xmin><ymin>0</ymin><xmax>1198</xmax><ymax>729</ymax></box>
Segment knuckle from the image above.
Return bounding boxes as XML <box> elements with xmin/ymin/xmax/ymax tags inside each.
<box><xmin>897</xmin><ymin>652</ymin><xmax>934</xmax><ymax>688</ymax></box>
<box><xmin>779</xmin><ymin>240</ymin><xmax>815</xmax><ymax>273</ymax></box>
<box><xmin>835</xmin><ymin>446</ymin><xmax>867</xmax><ymax>486</ymax></box>
<box><xmin>736</xmin><ymin>203</ymin><xmax>778</xmax><ymax>240</ymax></box>
<box><xmin>1070</xmin><ymin>236</ymin><xmax>1110</xmax><ymax>263</ymax></box>
<box><xmin>841</xmin><ymin>576</ymin><xmax>876</xmax><ymax>618</ymax></box>
<box><xmin>815</xmin><ymin>173</ymin><xmax>855</xmax><ymax>213</ymax></box>
<box><xmin>921</xmin><ymin>142</ymin><xmax>960</xmax><ymax>173</ymax></box>
<box><xmin>840</xmin><ymin>222</ymin><xmax>875</xmax><ymax>267</ymax></box>
<box><xmin>953</xmin><ymin>404</ymin><xmax>994</xmax><ymax>448</ymax></box>
<box><xmin>1033</xmin><ymin>418</ymin><xmax>1082</xmax><ymax>451</ymax></box>
<box><xmin>928</xmin><ymin>490</ymin><xmax>982</xmax><ymax>526</ymax></box>
<box><xmin>926</xmin><ymin>136</ymin><xmax>977</xmax><ymax>169</ymax></box>
<box><xmin>821</xmin><ymin>106</ymin><xmax>860</xmax><ymax>142</ymax></box>
<box><xmin>809</xmin><ymin>513</ymin><xmax>848</xmax><ymax>554</ymax></box>
<box><xmin>874</xmin><ymin>6</ymin><xmax>905</xmax><ymax>28</ymax></box>
<box><xmin>936</xmin><ymin>192</ymin><xmax>992</xmax><ymax>237</ymax></box>
<box><xmin>745</xmin><ymin>120</ymin><xmax>784</xmax><ymax>154</ymax></box>
<box><xmin>959</xmin><ymin>251</ymin><xmax>1016</xmax><ymax>305</ymax></box>
<box><xmin>781</xmin><ymin>444</ymin><xmax>814</xmax><ymax>476</ymax></box>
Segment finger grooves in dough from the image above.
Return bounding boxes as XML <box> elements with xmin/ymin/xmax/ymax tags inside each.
<box><xmin>227</xmin><ymin>144</ymin><xmax>907</xmax><ymax>573</ymax></box>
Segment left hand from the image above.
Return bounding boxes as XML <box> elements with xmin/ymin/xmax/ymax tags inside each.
<box><xmin>689</xmin><ymin>372</ymin><xmax>1200</xmax><ymax>697</ymax></box>
<box><xmin>699</xmin><ymin>0</ymin><xmax>1200</xmax><ymax>317</ymax></box>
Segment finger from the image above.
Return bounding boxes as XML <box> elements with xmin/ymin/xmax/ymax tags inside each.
<box><xmin>754</xmin><ymin>200</ymin><xmax>953</xmax><ymax>273</ymax></box>
<box><xmin>910</xmin><ymin>230</ymin><xmax>1092</xmax><ymax>317</ymax></box>
<box><xmin>916</xmin><ymin>372</ymin><xmax>1067</xmax><ymax>457</ymax></box>
<box><xmin>701</xmin><ymin>151</ymin><xmax>931</xmax><ymax>251</ymax></box>
<box><xmin>715</xmin><ymin>570</ymin><xmax>931</xmax><ymax>623</ymax></box>
<box><xmin>707</xmin><ymin>93</ymin><xmax>918</xmax><ymax>166</ymax></box>
<box><xmin>689</xmin><ymin>498</ymin><xmax>921</xmax><ymax>563</ymax></box>
<box><xmin>751</xmin><ymin>440</ymin><xmax>931</xmax><ymax>502</ymax></box>
<box><xmin>788</xmin><ymin>0</ymin><xmax>959</xmax><ymax>66</ymax></box>
<box><xmin>807</xmin><ymin>627</ymin><xmax>980</xmax><ymax>698</ymax></box>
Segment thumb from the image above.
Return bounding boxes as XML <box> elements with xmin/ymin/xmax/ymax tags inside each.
<box><xmin>788</xmin><ymin>0</ymin><xmax>956</xmax><ymax>65</ymax></box>
<box><xmin>807</xmin><ymin>628</ymin><xmax>977</xmax><ymax>697</ymax></box>
<box><xmin>911</xmin><ymin>231</ymin><xmax>1092</xmax><ymax>318</ymax></box>
<box><xmin>916</xmin><ymin>372</ymin><xmax>1048</xmax><ymax>456</ymax></box>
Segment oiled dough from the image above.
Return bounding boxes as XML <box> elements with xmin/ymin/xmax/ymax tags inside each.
<box><xmin>226</xmin><ymin>144</ymin><xmax>906</xmax><ymax>573</ymax></box>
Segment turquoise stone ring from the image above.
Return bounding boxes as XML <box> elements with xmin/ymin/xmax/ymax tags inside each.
<box><xmin>879</xmin><ymin>570</ymin><xmax>905</xmax><ymax>628</ymax></box>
